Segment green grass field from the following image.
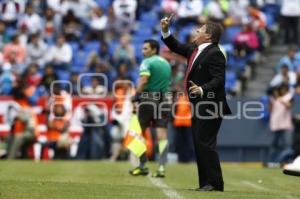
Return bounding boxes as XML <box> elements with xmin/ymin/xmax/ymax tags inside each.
<box><xmin>0</xmin><ymin>161</ymin><xmax>299</xmax><ymax>199</ymax></box>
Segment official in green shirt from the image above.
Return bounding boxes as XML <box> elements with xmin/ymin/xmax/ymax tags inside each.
<box><xmin>129</xmin><ymin>39</ymin><xmax>171</xmax><ymax>178</ymax></box>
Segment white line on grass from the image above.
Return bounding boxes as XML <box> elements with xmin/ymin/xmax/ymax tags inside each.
<box><xmin>286</xmin><ymin>195</ymin><xmax>298</xmax><ymax>199</ymax></box>
<box><xmin>242</xmin><ymin>181</ymin><xmax>298</xmax><ymax>199</ymax></box>
<box><xmin>147</xmin><ymin>174</ymin><xmax>184</xmax><ymax>199</ymax></box>
<box><xmin>241</xmin><ymin>181</ymin><xmax>269</xmax><ymax>192</ymax></box>
<box><xmin>129</xmin><ymin>160</ymin><xmax>183</xmax><ymax>199</ymax></box>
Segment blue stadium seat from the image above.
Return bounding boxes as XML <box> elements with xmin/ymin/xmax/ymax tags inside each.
<box><xmin>6</xmin><ymin>27</ymin><xmax>17</xmax><ymax>38</ymax></box>
<box><xmin>227</xmin><ymin>54</ymin><xmax>248</xmax><ymax>72</ymax></box>
<box><xmin>225</xmin><ymin>71</ymin><xmax>237</xmax><ymax>92</ymax></box>
<box><xmin>223</xmin><ymin>26</ymin><xmax>242</xmax><ymax>43</ymax></box>
<box><xmin>84</xmin><ymin>42</ymin><xmax>100</xmax><ymax>53</ymax></box>
<box><xmin>178</xmin><ymin>25</ymin><xmax>194</xmax><ymax>42</ymax></box>
<box><xmin>72</xmin><ymin>50</ymin><xmax>92</xmax><ymax>70</ymax></box>
<box><xmin>96</xmin><ymin>0</ymin><xmax>111</xmax><ymax>10</ymax></box>
<box><xmin>68</xmin><ymin>41</ymin><xmax>79</xmax><ymax>55</ymax></box>
<box><xmin>260</xmin><ymin>95</ymin><xmax>270</xmax><ymax>122</ymax></box>
<box><xmin>140</xmin><ymin>11</ymin><xmax>158</xmax><ymax>27</ymax></box>
<box><xmin>108</xmin><ymin>40</ymin><xmax>119</xmax><ymax>55</ymax></box>
<box><xmin>56</xmin><ymin>70</ymin><xmax>71</xmax><ymax>81</ymax></box>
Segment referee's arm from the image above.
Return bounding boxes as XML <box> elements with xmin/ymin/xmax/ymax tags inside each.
<box><xmin>136</xmin><ymin>75</ymin><xmax>149</xmax><ymax>93</ymax></box>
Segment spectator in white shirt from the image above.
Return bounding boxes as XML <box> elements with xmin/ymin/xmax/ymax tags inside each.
<box><xmin>270</xmin><ymin>65</ymin><xmax>297</xmax><ymax>88</ymax></box>
<box><xmin>113</xmin><ymin>0</ymin><xmax>137</xmax><ymax>33</ymax></box>
<box><xmin>1</xmin><ymin>0</ymin><xmax>23</xmax><ymax>26</ymax></box>
<box><xmin>47</xmin><ymin>35</ymin><xmax>72</xmax><ymax>70</ymax></box>
<box><xmin>82</xmin><ymin>77</ymin><xmax>106</xmax><ymax>96</ymax></box>
<box><xmin>18</xmin><ymin>3</ymin><xmax>43</xmax><ymax>34</ymax></box>
<box><xmin>88</xmin><ymin>6</ymin><xmax>108</xmax><ymax>41</ymax></box>
<box><xmin>280</xmin><ymin>0</ymin><xmax>300</xmax><ymax>44</ymax></box>
<box><xmin>26</xmin><ymin>33</ymin><xmax>48</xmax><ymax>68</ymax></box>
<box><xmin>177</xmin><ymin>0</ymin><xmax>203</xmax><ymax>25</ymax></box>
<box><xmin>228</xmin><ymin>0</ymin><xmax>249</xmax><ymax>24</ymax></box>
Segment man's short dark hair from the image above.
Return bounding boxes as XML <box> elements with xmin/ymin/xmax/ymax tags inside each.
<box><xmin>205</xmin><ymin>21</ymin><xmax>223</xmax><ymax>44</ymax></box>
<box><xmin>144</xmin><ymin>39</ymin><xmax>160</xmax><ymax>55</ymax></box>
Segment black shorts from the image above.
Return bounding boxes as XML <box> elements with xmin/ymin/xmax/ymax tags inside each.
<box><xmin>137</xmin><ymin>93</ymin><xmax>171</xmax><ymax>129</ymax></box>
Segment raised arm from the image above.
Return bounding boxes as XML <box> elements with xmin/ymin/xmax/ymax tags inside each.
<box><xmin>160</xmin><ymin>14</ymin><xmax>192</xmax><ymax>58</ymax></box>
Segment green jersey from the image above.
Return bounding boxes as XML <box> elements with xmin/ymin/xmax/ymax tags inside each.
<box><xmin>139</xmin><ymin>55</ymin><xmax>171</xmax><ymax>93</ymax></box>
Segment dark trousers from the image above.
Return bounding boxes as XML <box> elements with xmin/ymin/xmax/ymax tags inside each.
<box><xmin>191</xmin><ymin>116</ymin><xmax>224</xmax><ymax>190</ymax></box>
<box><xmin>281</xmin><ymin>16</ymin><xmax>299</xmax><ymax>44</ymax></box>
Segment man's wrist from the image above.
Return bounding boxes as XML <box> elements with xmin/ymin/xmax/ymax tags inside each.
<box><xmin>161</xmin><ymin>29</ymin><xmax>171</xmax><ymax>39</ymax></box>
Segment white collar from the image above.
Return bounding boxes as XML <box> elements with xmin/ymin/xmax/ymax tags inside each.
<box><xmin>197</xmin><ymin>42</ymin><xmax>212</xmax><ymax>52</ymax></box>
<box><xmin>191</xmin><ymin>43</ymin><xmax>212</xmax><ymax>66</ymax></box>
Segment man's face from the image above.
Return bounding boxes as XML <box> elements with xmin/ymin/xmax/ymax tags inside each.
<box><xmin>191</xmin><ymin>25</ymin><xmax>211</xmax><ymax>45</ymax></box>
<box><xmin>142</xmin><ymin>43</ymin><xmax>156</xmax><ymax>58</ymax></box>
<box><xmin>281</xmin><ymin>66</ymin><xmax>289</xmax><ymax>76</ymax></box>
<box><xmin>288</xmin><ymin>49</ymin><xmax>296</xmax><ymax>59</ymax></box>
<box><xmin>57</xmin><ymin>37</ymin><xmax>65</xmax><ymax>46</ymax></box>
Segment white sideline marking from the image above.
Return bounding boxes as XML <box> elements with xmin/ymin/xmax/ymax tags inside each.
<box><xmin>242</xmin><ymin>181</ymin><xmax>298</xmax><ymax>199</ymax></box>
<box><xmin>147</xmin><ymin>174</ymin><xmax>184</xmax><ymax>199</ymax></box>
<box><xmin>286</xmin><ymin>195</ymin><xmax>298</xmax><ymax>199</ymax></box>
<box><xmin>241</xmin><ymin>181</ymin><xmax>269</xmax><ymax>191</ymax></box>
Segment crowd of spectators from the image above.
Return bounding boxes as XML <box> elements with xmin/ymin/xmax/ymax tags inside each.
<box><xmin>0</xmin><ymin>0</ymin><xmax>299</xmax><ymax>162</ymax></box>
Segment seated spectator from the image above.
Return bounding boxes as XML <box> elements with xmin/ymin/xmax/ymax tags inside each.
<box><xmin>82</xmin><ymin>77</ymin><xmax>106</xmax><ymax>96</ymax></box>
<box><xmin>46</xmin><ymin>35</ymin><xmax>72</xmax><ymax>71</ymax></box>
<box><xmin>88</xmin><ymin>7</ymin><xmax>108</xmax><ymax>41</ymax></box>
<box><xmin>18</xmin><ymin>3</ymin><xmax>43</xmax><ymax>34</ymax></box>
<box><xmin>62</xmin><ymin>9</ymin><xmax>82</xmax><ymax>41</ymax></box>
<box><xmin>24</xmin><ymin>63</ymin><xmax>42</xmax><ymax>87</ymax></box>
<box><xmin>0</xmin><ymin>64</ymin><xmax>15</xmax><ymax>95</ymax></box>
<box><xmin>26</xmin><ymin>33</ymin><xmax>48</xmax><ymax>67</ymax></box>
<box><xmin>276</xmin><ymin>46</ymin><xmax>300</xmax><ymax>72</ymax></box>
<box><xmin>0</xmin><ymin>20</ymin><xmax>10</xmax><ymax>50</ymax></box>
<box><xmin>7</xmin><ymin>107</ymin><xmax>37</xmax><ymax>159</ymax></box>
<box><xmin>42</xmin><ymin>7</ymin><xmax>61</xmax><ymax>43</ymax></box>
<box><xmin>62</xmin><ymin>0</ymin><xmax>97</xmax><ymax>20</ymax></box>
<box><xmin>177</xmin><ymin>0</ymin><xmax>203</xmax><ymax>27</ymax></box>
<box><xmin>113</xmin><ymin>0</ymin><xmax>137</xmax><ymax>33</ymax></box>
<box><xmin>2</xmin><ymin>51</ymin><xmax>26</xmax><ymax>75</ymax></box>
<box><xmin>106</xmin><ymin>6</ymin><xmax>121</xmax><ymax>40</ymax></box>
<box><xmin>3</xmin><ymin>34</ymin><xmax>26</xmax><ymax>66</ymax></box>
<box><xmin>44</xmin><ymin>104</ymin><xmax>71</xmax><ymax>159</ymax></box>
<box><xmin>98</xmin><ymin>41</ymin><xmax>113</xmax><ymax>64</ymax></box>
<box><xmin>233</xmin><ymin>23</ymin><xmax>259</xmax><ymax>56</ymax></box>
<box><xmin>84</xmin><ymin>52</ymin><xmax>101</xmax><ymax>72</ymax></box>
<box><xmin>94</xmin><ymin>62</ymin><xmax>115</xmax><ymax>91</ymax></box>
<box><xmin>113</xmin><ymin>34</ymin><xmax>136</xmax><ymax>66</ymax></box>
<box><xmin>18</xmin><ymin>23</ymin><xmax>29</xmax><ymax>47</ymax></box>
<box><xmin>270</xmin><ymin>65</ymin><xmax>297</xmax><ymax>88</ymax></box>
<box><xmin>0</xmin><ymin>0</ymin><xmax>23</xmax><ymax>27</ymax></box>
<box><xmin>40</xmin><ymin>64</ymin><xmax>58</xmax><ymax>93</ymax></box>
<box><xmin>115</xmin><ymin>62</ymin><xmax>134</xmax><ymax>82</ymax></box>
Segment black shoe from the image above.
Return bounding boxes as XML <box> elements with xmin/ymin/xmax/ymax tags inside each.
<box><xmin>199</xmin><ymin>185</ymin><xmax>223</xmax><ymax>192</ymax></box>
